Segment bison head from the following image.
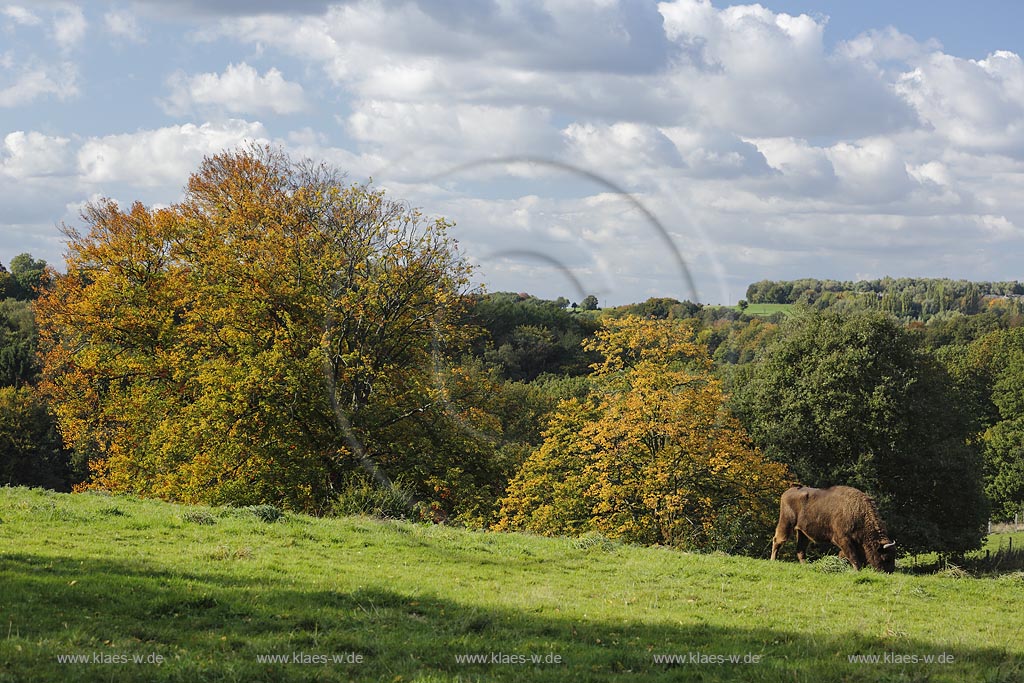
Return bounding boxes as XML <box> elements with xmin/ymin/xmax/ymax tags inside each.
<box><xmin>878</xmin><ymin>540</ymin><xmax>897</xmax><ymax>573</ymax></box>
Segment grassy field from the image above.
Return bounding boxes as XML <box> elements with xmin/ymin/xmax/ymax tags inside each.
<box><xmin>2</xmin><ymin>487</ymin><xmax>1023</xmax><ymax>682</ymax></box>
<box><xmin>735</xmin><ymin>303</ymin><xmax>797</xmax><ymax>317</ymax></box>
<box><xmin>900</xmin><ymin>529</ymin><xmax>1024</xmax><ymax>573</ymax></box>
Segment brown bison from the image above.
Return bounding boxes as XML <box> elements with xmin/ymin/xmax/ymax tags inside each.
<box><xmin>770</xmin><ymin>485</ymin><xmax>896</xmax><ymax>572</ymax></box>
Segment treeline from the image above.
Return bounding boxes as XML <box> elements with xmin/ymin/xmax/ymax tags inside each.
<box><xmin>5</xmin><ymin>147</ymin><xmax>1024</xmax><ymax>561</ymax></box>
<box><xmin>746</xmin><ymin>277</ymin><xmax>1024</xmax><ymax>320</ymax></box>
<box><xmin>467</xmin><ymin>292</ymin><xmax>601</xmax><ymax>381</ymax></box>
<box><xmin>0</xmin><ymin>254</ymin><xmax>79</xmax><ymax>490</ymax></box>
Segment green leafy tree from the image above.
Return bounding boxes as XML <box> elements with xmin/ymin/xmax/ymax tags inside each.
<box><xmin>944</xmin><ymin>329</ymin><xmax>1024</xmax><ymax>518</ymax></box>
<box><xmin>471</xmin><ymin>292</ymin><xmax>599</xmax><ymax>380</ymax></box>
<box><xmin>604</xmin><ymin>297</ymin><xmax>702</xmax><ymax>320</ymax></box>
<box><xmin>0</xmin><ymin>299</ymin><xmax>39</xmax><ymax>387</ymax></box>
<box><xmin>0</xmin><ymin>386</ymin><xmax>72</xmax><ymax>489</ymax></box>
<box><xmin>732</xmin><ymin>310</ymin><xmax>988</xmax><ymax>554</ymax></box>
<box><xmin>8</xmin><ymin>253</ymin><xmax>48</xmax><ymax>300</ymax></box>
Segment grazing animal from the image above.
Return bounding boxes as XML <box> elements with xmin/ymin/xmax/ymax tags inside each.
<box><xmin>770</xmin><ymin>485</ymin><xmax>896</xmax><ymax>572</ymax></box>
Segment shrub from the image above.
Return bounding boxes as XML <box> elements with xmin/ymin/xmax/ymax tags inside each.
<box><xmin>240</xmin><ymin>504</ymin><xmax>284</xmax><ymax>523</ymax></box>
<box><xmin>181</xmin><ymin>510</ymin><xmax>216</xmax><ymax>525</ymax></box>
<box><xmin>332</xmin><ymin>477</ymin><xmax>416</xmax><ymax>520</ymax></box>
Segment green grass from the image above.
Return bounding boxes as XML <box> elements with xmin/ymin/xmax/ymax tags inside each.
<box><xmin>901</xmin><ymin>530</ymin><xmax>1024</xmax><ymax>574</ymax></box>
<box><xmin>735</xmin><ymin>303</ymin><xmax>797</xmax><ymax>317</ymax></box>
<box><xmin>2</xmin><ymin>487</ymin><xmax>1023</xmax><ymax>682</ymax></box>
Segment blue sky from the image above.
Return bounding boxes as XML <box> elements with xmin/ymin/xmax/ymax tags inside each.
<box><xmin>3</xmin><ymin>1</ymin><xmax>1024</xmax><ymax>305</ymax></box>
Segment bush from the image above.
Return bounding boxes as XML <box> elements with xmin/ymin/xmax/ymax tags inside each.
<box><xmin>571</xmin><ymin>532</ymin><xmax>621</xmax><ymax>552</ymax></box>
<box><xmin>181</xmin><ymin>510</ymin><xmax>216</xmax><ymax>525</ymax></box>
<box><xmin>332</xmin><ymin>477</ymin><xmax>416</xmax><ymax>520</ymax></box>
<box><xmin>0</xmin><ymin>386</ymin><xmax>72</xmax><ymax>490</ymax></box>
<box><xmin>240</xmin><ymin>504</ymin><xmax>284</xmax><ymax>523</ymax></box>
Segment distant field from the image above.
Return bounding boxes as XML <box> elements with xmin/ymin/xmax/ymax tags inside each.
<box><xmin>2</xmin><ymin>486</ymin><xmax>1023</xmax><ymax>682</ymax></box>
<box><xmin>736</xmin><ymin>303</ymin><xmax>797</xmax><ymax>317</ymax></box>
<box><xmin>705</xmin><ymin>303</ymin><xmax>797</xmax><ymax>317</ymax></box>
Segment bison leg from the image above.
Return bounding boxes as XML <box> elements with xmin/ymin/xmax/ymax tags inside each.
<box><xmin>770</xmin><ymin>529</ymin><xmax>789</xmax><ymax>560</ymax></box>
<box><xmin>836</xmin><ymin>539</ymin><xmax>863</xmax><ymax>570</ymax></box>
<box><xmin>852</xmin><ymin>544</ymin><xmax>868</xmax><ymax>570</ymax></box>
<box><xmin>771</xmin><ymin>515</ymin><xmax>796</xmax><ymax>561</ymax></box>
<box><xmin>795</xmin><ymin>530</ymin><xmax>810</xmax><ymax>563</ymax></box>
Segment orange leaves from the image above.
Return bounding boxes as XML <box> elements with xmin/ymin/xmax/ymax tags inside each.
<box><xmin>585</xmin><ymin>315</ymin><xmax>711</xmax><ymax>377</ymax></box>
<box><xmin>497</xmin><ymin>316</ymin><xmax>789</xmax><ymax>550</ymax></box>
<box><xmin>36</xmin><ymin>146</ymin><xmax>475</xmax><ymax>513</ymax></box>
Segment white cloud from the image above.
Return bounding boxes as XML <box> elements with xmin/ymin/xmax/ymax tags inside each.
<box><xmin>657</xmin><ymin>0</ymin><xmax>916</xmax><ymax>138</ymax></box>
<box><xmin>907</xmin><ymin>160</ymin><xmax>951</xmax><ymax>187</ymax></box>
<box><xmin>429</xmin><ymin>192</ymin><xmax>697</xmax><ymax>304</ymax></box>
<box><xmin>192</xmin><ymin>0</ymin><xmax>1024</xmax><ymax>300</ymax></box>
<box><xmin>163</xmin><ymin>62</ymin><xmax>307</xmax><ymax>116</ymax></box>
<box><xmin>6</xmin><ymin>0</ymin><xmax>1024</xmax><ymax>301</ymax></box>
<box><xmin>0</xmin><ymin>131</ymin><xmax>72</xmax><ymax>178</ymax></box>
<box><xmin>207</xmin><ymin>0</ymin><xmax>672</xmax><ymax>78</ymax></box>
<box><xmin>104</xmin><ymin>9</ymin><xmax>143</xmax><ymax>41</ymax></box>
<box><xmin>53</xmin><ymin>5</ymin><xmax>86</xmax><ymax>50</ymax></box>
<box><xmin>839</xmin><ymin>26</ymin><xmax>940</xmax><ymax>69</ymax></box>
<box><xmin>345</xmin><ymin>100</ymin><xmax>560</xmax><ymax>177</ymax></box>
<box><xmin>0</xmin><ymin>60</ymin><xmax>77</xmax><ymax>107</ymax></box>
<box><xmin>564</xmin><ymin>122</ymin><xmax>684</xmax><ymax>177</ymax></box>
<box><xmin>897</xmin><ymin>50</ymin><xmax>1024</xmax><ymax>153</ymax></box>
<box><xmin>825</xmin><ymin>138</ymin><xmax>914</xmax><ymax>203</ymax></box>
<box><xmin>361</xmin><ymin>100</ymin><xmax>552</xmax><ymax>148</ymax></box>
<box><xmin>747</xmin><ymin>136</ymin><xmax>837</xmax><ymax>195</ymax></box>
<box><xmin>204</xmin><ymin>2</ymin><xmax>687</xmax><ymax>119</ymax></box>
<box><xmin>977</xmin><ymin>214</ymin><xmax>1021</xmax><ymax>240</ymax></box>
<box><xmin>2</xmin><ymin>5</ymin><xmax>40</xmax><ymax>26</ymax></box>
<box><xmin>77</xmin><ymin>119</ymin><xmax>268</xmax><ymax>186</ymax></box>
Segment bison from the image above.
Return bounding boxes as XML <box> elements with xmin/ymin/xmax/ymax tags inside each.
<box><xmin>770</xmin><ymin>485</ymin><xmax>896</xmax><ymax>572</ymax></box>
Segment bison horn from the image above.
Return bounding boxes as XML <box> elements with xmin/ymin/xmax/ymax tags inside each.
<box><xmin>882</xmin><ymin>541</ymin><xmax>896</xmax><ymax>549</ymax></box>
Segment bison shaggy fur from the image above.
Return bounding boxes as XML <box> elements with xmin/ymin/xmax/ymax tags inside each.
<box><xmin>771</xmin><ymin>485</ymin><xmax>896</xmax><ymax>572</ymax></box>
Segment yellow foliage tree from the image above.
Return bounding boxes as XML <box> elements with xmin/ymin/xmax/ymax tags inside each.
<box><xmin>496</xmin><ymin>316</ymin><xmax>789</xmax><ymax>551</ymax></box>
<box><xmin>37</xmin><ymin>146</ymin><xmax>485</xmax><ymax>513</ymax></box>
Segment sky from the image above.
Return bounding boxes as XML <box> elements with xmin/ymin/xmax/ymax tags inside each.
<box><xmin>3</xmin><ymin>1</ymin><xmax>1024</xmax><ymax>306</ymax></box>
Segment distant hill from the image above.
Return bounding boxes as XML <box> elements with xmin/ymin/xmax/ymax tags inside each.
<box><xmin>745</xmin><ymin>277</ymin><xmax>1024</xmax><ymax>320</ymax></box>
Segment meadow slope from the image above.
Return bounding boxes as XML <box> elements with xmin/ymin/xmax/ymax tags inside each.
<box><xmin>1</xmin><ymin>487</ymin><xmax>1022</xmax><ymax>682</ymax></box>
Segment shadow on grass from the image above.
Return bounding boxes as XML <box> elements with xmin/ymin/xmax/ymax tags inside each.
<box><xmin>0</xmin><ymin>552</ymin><xmax>1021</xmax><ymax>682</ymax></box>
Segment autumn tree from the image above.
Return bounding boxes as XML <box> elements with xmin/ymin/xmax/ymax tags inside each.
<box><xmin>495</xmin><ymin>316</ymin><xmax>789</xmax><ymax>552</ymax></box>
<box><xmin>37</xmin><ymin>146</ymin><xmax>491</xmax><ymax>515</ymax></box>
